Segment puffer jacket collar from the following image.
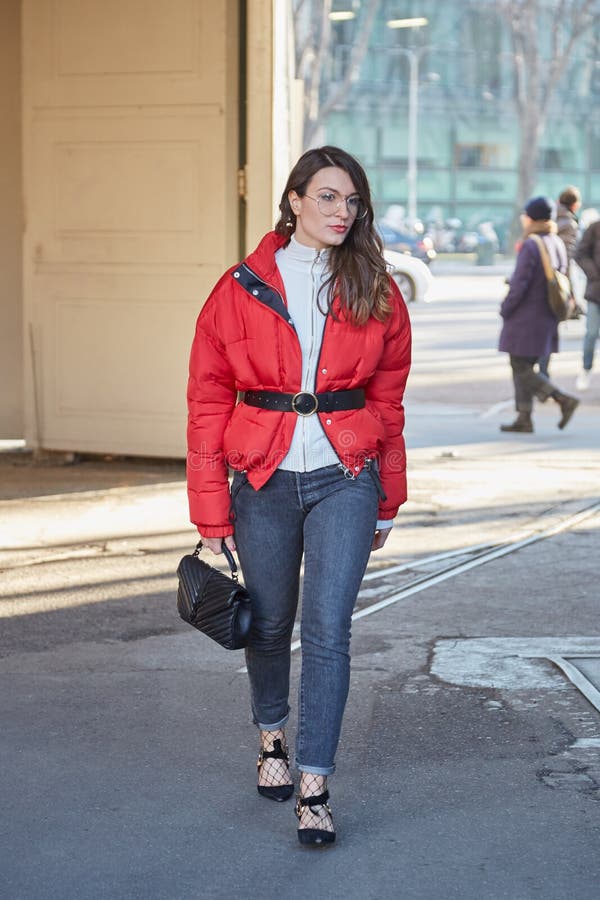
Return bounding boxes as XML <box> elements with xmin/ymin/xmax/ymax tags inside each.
<box><xmin>240</xmin><ymin>230</ymin><xmax>349</xmax><ymax>324</ymax></box>
<box><xmin>231</xmin><ymin>231</ymin><xmax>293</xmax><ymax>327</ymax></box>
<box><xmin>244</xmin><ymin>231</ymin><xmax>289</xmax><ymax>285</ymax></box>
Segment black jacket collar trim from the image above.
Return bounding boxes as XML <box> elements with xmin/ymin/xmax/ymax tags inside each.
<box><xmin>232</xmin><ymin>263</ymin><xmax>295</xmax><ymax>329</ymax></box>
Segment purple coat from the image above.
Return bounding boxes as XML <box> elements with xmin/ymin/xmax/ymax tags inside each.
<box><xmin>498</xmin><ymin>233</ymin><xmax>567</xmax><ymax>358</ymax></box>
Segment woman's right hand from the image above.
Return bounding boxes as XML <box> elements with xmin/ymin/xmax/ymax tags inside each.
<box><xmin>200</xmin><ymin>534</ymin><xmax>237</xmax><ymax>555</ymax></box>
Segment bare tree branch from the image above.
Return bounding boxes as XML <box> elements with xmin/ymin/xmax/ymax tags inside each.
<box><xmin>306</xmin><ymin>1</ymin><xmax>332</xmax><ymax>126</ymax></box>
<box><xmin>306</xmin><ymin>0</ymin><xmax>380</xmax><ymax>139</ymax></box>
<box><xmin>498</xmin><ymin>0</ymin><xmax>600</xmax><ymax>225</ymax></box>
<box><xmin>294</xmin><ymin>0</ymin><xmax>381</xmax><ymax>148</ymax></box>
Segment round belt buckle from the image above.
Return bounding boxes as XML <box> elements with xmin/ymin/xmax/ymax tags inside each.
<box><xmin>291</xmin><ymin>391</ymin><xmax>319</xmax><ymax>416</ymax></box>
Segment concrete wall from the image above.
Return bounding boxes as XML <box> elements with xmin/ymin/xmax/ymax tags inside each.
<box><xmin>0</xmin><ymin>0</ymin><xmax>23</xmax><ymax>438</ymax></box>
<box><xmin>22</xmin><ymin>0</ymin><xmax>252</xmax><ymax>456</ymax></box>
<box><xmin>0</xmin><ymin>0</ymin><xmax>276</xmax><ymax>455</ymax></box>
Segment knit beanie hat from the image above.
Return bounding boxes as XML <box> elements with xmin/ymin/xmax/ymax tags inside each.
<box><xmin>524</xmin><ymin>196</ymin><xmax>555</xmax><ymax>221</ymax></box>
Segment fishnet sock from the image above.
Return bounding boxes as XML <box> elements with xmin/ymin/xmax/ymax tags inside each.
<box><xmin>257</xmin><ymin>729</ymin><xmax>293</xmax><ymax>789</ymax></box>
<box><xmin>298</xmin><ymin>773</ymin><xmax>334</xmax><ymax>832</ymax></box>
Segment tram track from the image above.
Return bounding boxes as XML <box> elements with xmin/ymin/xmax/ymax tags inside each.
<box><xmin>3</xmin><ymin>493</ymin><xmax>599</xmax><ymax>666</ymax></box>
<box><xmin>234</xmin><ymin>497</ymin><xmax>600</xmax><ymax>672</ymax></box>
<box><xmin>287</xmin><ymin>497</ymin><xmax>600</xmax><ymax>652</ymax></box>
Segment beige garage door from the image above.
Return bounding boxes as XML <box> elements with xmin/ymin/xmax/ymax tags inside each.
<box><xmin>23</xmin><ymin>0</ymin><xmax>240</xmax><ymax>456</ymax></box>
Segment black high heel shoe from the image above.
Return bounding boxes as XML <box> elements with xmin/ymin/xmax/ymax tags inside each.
<box><xmin>257</xmin><ymin>738</ymin><xmax>294</xmax><ymax>802</ymax></box>
<box><xmin>295</xmin><ymin>790</ymin><xmax>336</xmax><ymax>846</ymax></box>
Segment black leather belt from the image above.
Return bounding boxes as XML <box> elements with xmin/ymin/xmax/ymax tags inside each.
<box><xmin>242</xmin><ymin>389</ymin><xmax>365</xmax><ymax>417</ymax></box>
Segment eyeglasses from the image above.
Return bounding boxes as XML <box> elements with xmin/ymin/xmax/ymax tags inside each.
<box><xmin>303</xmin><ymin>191</ymin><xmax>368</xmax><ymax>220</ymax></box>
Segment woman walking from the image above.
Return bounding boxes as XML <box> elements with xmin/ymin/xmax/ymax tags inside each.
<box><xmin>499</xmin><ymin>195</ymin><xmax>579</xmax><ymax>432</ymax></box>
<box><xmin>186</xmin><ymin>146</ymin><xmax>411</xmax><ymax>846</ymax></box>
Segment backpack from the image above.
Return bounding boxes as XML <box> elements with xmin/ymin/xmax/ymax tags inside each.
<box><xmin>529</xmin><ymin>234</ymin><xmax>573</xmax><ymax>322</ymax></box>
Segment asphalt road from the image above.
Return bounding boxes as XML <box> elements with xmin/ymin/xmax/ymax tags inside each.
<box><xmin>1</xmin><ymin>273</ymin><xmax>599</xmax><ymax>900</ymax></box>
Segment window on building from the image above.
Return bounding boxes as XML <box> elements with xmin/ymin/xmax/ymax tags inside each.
<box><xmin>538</xmin><ymin>148</ymin><xmax>562</xmax><ymax>169</ymax></box>
<box><xmin>329</xmin><ymin>12</ymin><xmax>357</xmax><ymax>82</ymax></box>
<box><xmin>459</xmin><ymin>8</ymin><xmax>503</xmax><ymax>96</ymax></box>
<box><xmin>331</xmin><ymin>43</ymin><xmax>354</xmax><ymax>82</ymax></box>
<box><xmin>456</xmin><ymin>145</ymin><xmax>482</xmax><ymax>167</ymax></box>
<box><xmin>590</xmin><ymin>132</ymin><xmax>600</xmax><ymax>170</ymax></box>
<box><xmin>455</xmin><ymin>144</ymin><xmax>507</xmax><ymax>168</ymax></box>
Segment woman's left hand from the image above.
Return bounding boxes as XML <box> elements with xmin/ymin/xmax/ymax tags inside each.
<box><xmin>200</xmin><ymin>534</ymin><xmax>237</xmax><ymax>555</ymax></box>
<box><xmin>371</xmin><ymin>527</ymin><xmax>392</xmax><ymax>551</ymax></box>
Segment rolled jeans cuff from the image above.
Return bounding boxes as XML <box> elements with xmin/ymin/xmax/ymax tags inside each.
<box><xmin>255</xmin><ymin>712</ymin><xmax>289</xmax><ymax>731</ymax></box>
<box><xmin>296</xmin><ymin>761</ymin><xmax>336</xmax><ymax>776</ymax></box>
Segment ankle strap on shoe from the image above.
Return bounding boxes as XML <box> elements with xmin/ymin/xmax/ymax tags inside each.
<box><xmin>296</xmin><ymin>789</ymin><xmax>330</xmax><ymax>810</ymax></box>
<box><xmin>258</xmin><ymin>738</ymin><xmax>289</xmax><ymax>763</ymax></box>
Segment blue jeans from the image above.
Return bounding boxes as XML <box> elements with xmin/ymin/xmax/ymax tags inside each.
<box><xmin>583</xmin><ymin>300</ymin><xmax>600</xmax><ymax>371</ymax></box>
<box><xmin>231</xmin><ymin>464</ymin><xmax>379</xmax><ymax>775</ymax></box>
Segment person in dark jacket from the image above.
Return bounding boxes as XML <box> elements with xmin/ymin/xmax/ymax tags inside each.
<box><xmin>556</xmin><ymin>185</ymin><xmax>581</xmax><ymax>262</ymax></box>
<box><xmin>499</xmin><ymin>196</ymin><xmax>579</xmax><ymax>432</ymax></box>
<box><xmin>574</xmin><ymin>218</ymin><xmax>600</xmax><ymax>390</ymax></box>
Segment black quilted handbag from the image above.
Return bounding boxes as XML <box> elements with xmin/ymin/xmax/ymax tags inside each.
<box><xmin>176</xmin><ymin>540</ymin><xmax>252</xmax><ymax>650</ymax></box>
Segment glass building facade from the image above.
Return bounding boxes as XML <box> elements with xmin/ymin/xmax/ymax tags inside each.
<box><xmin>306</xmin><ymin>0</ymin><xmax>600</xmax><ymax>248</ymax></box>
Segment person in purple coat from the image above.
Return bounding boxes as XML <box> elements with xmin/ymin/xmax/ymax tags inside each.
<box><xmin>499</xmin><ymin>196</ymin><xmax>579</xmax><ymax>433</ymax></box>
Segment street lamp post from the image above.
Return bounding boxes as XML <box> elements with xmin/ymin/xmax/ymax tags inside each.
<box><xmin>396</xmin><ymin>45</ymin><xmax>429</xmax><ymax>224</ymax></box>
<box><xmin>387</xmin><ymin>17</ymin><xmax>429</xmax><ymax>224</ymax></box>
<box><xmin>407</xmin><ymin>49</ymin><xmax>419</xmax><ymax>224</ymax></box>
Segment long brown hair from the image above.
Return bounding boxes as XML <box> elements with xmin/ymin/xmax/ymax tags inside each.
<box><xmin>274</xmin><ymin>146</ymin><xmax>391</xmax><ymax>325</ymax></box>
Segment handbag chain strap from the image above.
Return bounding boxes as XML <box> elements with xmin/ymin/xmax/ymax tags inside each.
<box><xmin>194</xmin><ymin>539</ymin><xmax>239</xmax><ymax>582</ymax></box>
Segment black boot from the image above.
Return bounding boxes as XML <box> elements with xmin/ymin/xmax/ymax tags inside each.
<box><xmin>552</xmin><ymin>391</ymin><xmax>579</xmax><ymax>430</ymax></box>
<box><xmin>500</xmin><ymin>411</ymin><xmax>533</xmax><ymax>433</ymax></box>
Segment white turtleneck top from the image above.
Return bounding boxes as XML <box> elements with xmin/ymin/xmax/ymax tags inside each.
<box><xmin>275</xmin><ymin>235</ymin><xmax>339</xmax><ymax>473</ymax></box>
<box><xmin>274</xmin><ymin>235</ymin><xmax>393</xmax><ymax>531</ymax></box>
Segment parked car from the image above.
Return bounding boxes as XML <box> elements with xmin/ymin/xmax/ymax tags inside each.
<box><xmin>377</xmin><ymin>223</ymin><xmax>437</xmax><ymax>265</ymax></box>
<box><xmin>384</xmin><ymin>248</ymin><xmax>434</xmax><ymax>304</ymax></box>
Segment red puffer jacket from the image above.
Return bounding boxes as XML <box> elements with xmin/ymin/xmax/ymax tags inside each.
<box><xmin>187</xmin><ymin>231</ymin><xmax>411</xmax><ymax>537</ymax></box>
